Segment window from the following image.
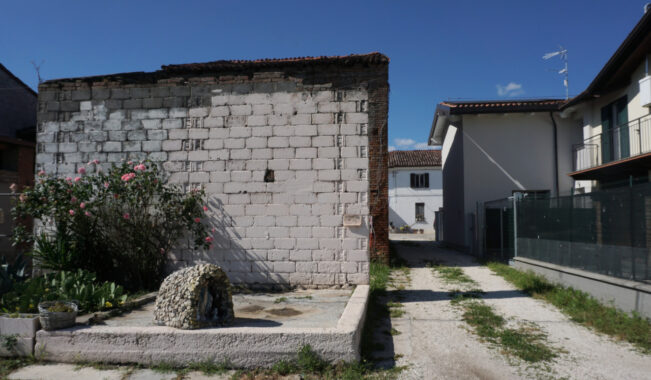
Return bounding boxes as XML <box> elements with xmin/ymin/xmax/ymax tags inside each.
<box><xmin>415</xmin><ymin>203</ymin><xmax>425</xmax><ymax>222</ymax></box>
<box><xmin>410</xmin><ymin>173</ymin><xmax>429</xmax><ymax>189</ymax></box>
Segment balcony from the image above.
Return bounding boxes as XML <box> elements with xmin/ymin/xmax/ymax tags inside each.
<box><xmin>572</xmin><ymin>114</ymin><xmax>651</xmax><ymax>179</ymax></box>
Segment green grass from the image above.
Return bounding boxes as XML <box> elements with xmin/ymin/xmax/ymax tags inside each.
<box><xmin>274</xmin><ymin>297</ymin><xmax>288</xmax><ymax>304</ymax></box>
<box><xmin>428</xmin><ymin>263</ymin><xmax>478</xmax><ymax>286</ymax></box>
<box><xmin>460</xmin><ymin>301</ymin><xmax>558</xmax><ymax>363</ymax></box>
<box><xmin>448</xmin><ymin>289</ymin><xmax>485</xmax><ymax>305</ymax></box>
<box><xmin>487</xmin><ymin>262</ymin><xmax>651</xmax><ymax>353</ymax></box>
<box><xmin>0</xmin><ymin>358</ymin><xmax>35</xmax><ymax>379</ymax></box>
<box><xmin>237</xmin><ymin>345</ymin><xmax>401</xmax><ymax>380</ymax></box>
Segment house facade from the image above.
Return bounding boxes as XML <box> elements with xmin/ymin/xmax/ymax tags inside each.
<box><xmin>563</xmin><ymin>9</ymin><xmax>651</xmax><ymax>189</ymax></box>
<box><xmin>429</xmin><ymin>101</ymin><xmax>582</xmax><ymax>253</ymax></box>
<box><xmin>0</xmin><ymin>64</ymin><xmax>37</xmax><ymax>259</ymax></box>
<box><xmin>388</xmin><ymin>149</ymin><xmax>442</xmax><ymax>233</ymax></box>
<box><xmin>35</xmin><ymin>53</ymin><xmax>389</xmax><ymax>286</ymax></box>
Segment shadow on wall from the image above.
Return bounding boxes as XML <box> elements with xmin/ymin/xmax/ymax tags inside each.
<box><xmin>388</xmin><ymin>207</ymin><xmax>408</xmax><ymax>229</ymax></box>
<box><xmin>167</xmin><ymin>196</ymin><xmax>264</xmax><ymax>284</ymax></box>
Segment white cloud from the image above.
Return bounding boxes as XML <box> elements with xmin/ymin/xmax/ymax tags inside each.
<box><xmin>391</xmin><ymin>139</ymin><xmax>436</xmax><ymax>151</ymax></box>
<box><xmin>413</xmin><ymin>142</ymin><xmax>436</xmax><ymax>150</ymax></box>
<box><xmin>496</xmin><ymin>82</ymin><xmax>525</xmax><ymax>97</ymax></box>
<box><xmin>394</xmin><ymin>138</ymin><xmax>416</xmax><ymax>147</ymax></box>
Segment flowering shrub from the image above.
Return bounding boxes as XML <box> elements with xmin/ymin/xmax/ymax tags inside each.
<box><xmin>12</xmin><ymin>160</ymin><xmax>212</xmax><ymax>290</ymax></box>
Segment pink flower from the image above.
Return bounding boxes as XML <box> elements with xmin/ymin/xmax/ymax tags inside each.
<box><xmin>121</xmin><ymin>173</ymin><xmax>136</xmax><ymax>182</ymax></box>
<box><xmin>69</xmin><ymin>209</ymin><xmax>75</xmax><ymax>216</ymax></box>
<box><xmin>9</xmin><ymin>183</ymin><xmax>17</xmax><ymax>193</ymax></box>
<box><xmin>127</xmin><ymin>161</ymin><xmax>133</xmax><ymax>165</ymax></box>
<box><xmin>211</xmin><ymin>228</ymin><xmax>216</xmax><ymax>233</ymax></box>
<box><xmin>160</xmin><ymin>248</ymin><xmax>165</xmax><ymax>255</ymax></box>
<box><xmin>103</xmin><ymin>182</ymin><xmax>109</xmax><ymax>189</ymax></box>
<box><xmin>133</xmin><ymin>164</ymin><xmax>146</xmax><ymax>171</ymax></box>
<box><xmin>19</xmin><ymin>194</ymin><xmax>27</xmax><ymax>203</ymax></box>
<box><xmin>74</xmin><ymin>177</ymin><xmax>81</xmax><ymax>183</ymax></box>
<box><xmin>92</xmin><ymin>159</ymin><xmax>99</xmax><ymax>165</ymax></box>
<box><xmin>205</xmin><ymin>236</ymin><xmax>213</xmax><ymax>243</ymax></box>
<box><xmin>123</xmin><ymin>213</ymin><xmax>130</xmax><ymax>219</ymax></box>
<box><xmin>77</xmin><ymin>167</ymin><xmax>86</xmax><ymax>175</ymax></box>
<box><xmin>194</xmin><ymin>217</ymin><xmax>201</xmax><ymax>223</ymax></box>
<box><xmin>79</xmin><ymin>202</ymin><xmax>86</xmax><ymax>209</ymax></box>
<box><xmin>84</xmin><ymin>211</ymin><xmax>91</xmax><ymax>217</ymax></box>
<box><xmin>203</xmin><ymin>206</ymin><xmax>208</xmax><ymax>211</ymax></box>
<box><xmin>65</xmin><ymin>177</ymin><xmax>72</xmax><ymax>183</ymax></box>
<box><xmin>70</xmin><ymin>196</ymin><xmax>77</xmax><ymax>203</ymax></box>
<box><xmin>38</xmin><ymin>170</ymin><xmax>46</xmax><ymax>176</ymax></box>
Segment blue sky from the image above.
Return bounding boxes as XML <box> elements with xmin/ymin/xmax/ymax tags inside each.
<box><xmin>1</xmin><ymin>1</ymin><xmax>648</xmax><ymax>150</ymax></box>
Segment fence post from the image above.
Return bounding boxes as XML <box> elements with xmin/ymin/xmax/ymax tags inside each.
<box><xmin>513</xmin><ymin>193</ymin><xmax>519</xmax><ymax>259</ymax></box>
<box><xmin>630</xmin><ymin>175</ymin><xmax>636</xmax><ymax>280</ymax></box>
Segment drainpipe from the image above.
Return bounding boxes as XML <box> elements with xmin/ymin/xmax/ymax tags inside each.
<box><xmin>549</xmin><ymin>112</ymin><xmax>560</xmax><ymax>196</ymax></box>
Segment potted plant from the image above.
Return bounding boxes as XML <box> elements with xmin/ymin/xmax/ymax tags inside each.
<box><xmin>38</xmin><ymin>301</ymin><xmax>78</xmax><ymax>331</ymax></box>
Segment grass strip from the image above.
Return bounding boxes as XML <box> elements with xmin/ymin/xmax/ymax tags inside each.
<box><xmin>487</xmin><ymin>262</ymin><xmax>651</xmax><ymax>354</ymax></box>
<box><xmin>459</xmin><ymin>300</ymin><xmax>558</xmax><ymax>363</ymax></box>
<box><xmin>428</xmin><ymin>263</ymin><xmax>478</xmax><ymax>286</ymax></box>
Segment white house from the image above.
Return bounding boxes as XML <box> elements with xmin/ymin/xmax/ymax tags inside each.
<box><xmin>428</xmin><ymin>100</ymin><xmax>582</xmax><ymax>253</ymax></box>
<box><xmin>388</xmin><ymin>150</ymin><xmax>442</xmax><ymax>233</ymax></box>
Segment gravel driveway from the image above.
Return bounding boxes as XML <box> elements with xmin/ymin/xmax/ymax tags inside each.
<box><xmin>380</xmin><ymin>241</ymin><xmax>651</xmax><ymax>380</ymax></box>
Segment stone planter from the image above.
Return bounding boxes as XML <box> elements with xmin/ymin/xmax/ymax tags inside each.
<box><xmin>0</xmin><ymin>314</ymin><xmax>40</xmax><ymax>357</ymax></box>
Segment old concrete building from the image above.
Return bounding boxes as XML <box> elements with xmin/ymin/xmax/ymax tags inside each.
<box><xmin>36</xmin><ymin>53</ymin><xmax>389</xmax><ymax>286</ymax></box>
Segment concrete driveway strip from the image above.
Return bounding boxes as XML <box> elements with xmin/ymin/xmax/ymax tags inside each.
<box><xmin>388</xmin><ymin>240</ymin><xmax>651</xmax><ymax>380</ymax></box>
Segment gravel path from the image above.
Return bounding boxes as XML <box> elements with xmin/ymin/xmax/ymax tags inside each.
<box><xmin>386</xmin><ymin>241</ymin><xmax>651</xmax><ymax>380</ymax></box>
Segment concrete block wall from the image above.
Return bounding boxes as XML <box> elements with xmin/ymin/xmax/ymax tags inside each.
<box><xmin>36</xmin><ymin>54</ymin><xmax>389</xmax><ymax>286</ymax></box>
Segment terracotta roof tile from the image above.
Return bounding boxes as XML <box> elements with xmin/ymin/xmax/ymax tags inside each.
<box><xmin>441</xmin><ymin>99</ymin><xmax>566</xmax><ymax>114</ymax></box>
<box><xmin>42</xmin><ymin>53</ymin><xmax>388</xmax><ymax>85</ymax></box>
<box><xmin>162</xmin><ymin>52</ymin><xmax>389</xmax><ymax>73</ymax></box>
<box><xmin>389</xmin><ymin>150</ymin><xmax>441</xmax><ymax>168</ymax></box>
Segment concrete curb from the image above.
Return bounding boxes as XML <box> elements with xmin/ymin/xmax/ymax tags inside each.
<box><xmin>35</xmin><ymin>285</ymin><xmax>369</xmax><ymax>368</ymax></box>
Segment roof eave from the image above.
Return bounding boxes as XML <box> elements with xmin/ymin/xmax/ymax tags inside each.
<box><xmin>429</xmin><ymin>104</ymin><xmax>451</xmax><ymax>145</ymax></box>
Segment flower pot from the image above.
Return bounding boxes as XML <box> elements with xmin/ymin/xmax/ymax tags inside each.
<box><xmin>38</xmin><ymin>301</ymin><xmax>78</xmax><ymax>331</ymax></box>
<box><xmin>0</xmin><ymin>314</ymin><xmax>40</xmax><ymax>357</ymax></box>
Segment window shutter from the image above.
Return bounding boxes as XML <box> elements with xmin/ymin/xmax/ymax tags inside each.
<box><xmin>424</xmin><ymin>174</ymin><xmax>429</xmax><ymax>188</ymax></box>
<box><xmin>410</xmin><ymin>174</ymin><xmax>415</xmax><ymax>188</ymax></box>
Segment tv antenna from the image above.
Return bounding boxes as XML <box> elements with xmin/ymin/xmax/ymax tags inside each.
<box><xmin>543</xmin><ymin>47</ymin><xmax>568</xmax><ymax>99</ymax></box>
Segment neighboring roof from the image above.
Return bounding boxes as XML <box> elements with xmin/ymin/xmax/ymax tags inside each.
<box><xmin>42</xmin><ymin>53</ymin><xmax>389</xmax><ymax>85</ymax></box>
<box><xmin>0</xmin><ymin>63</ymin><xmax>37</xmax><ymax>96</ymax></box>
<box><xmin>440</xmin><ymin>99</ymin><xmax>566</xmax><ymax>114</ymax></box>
<box><xmin>389</xmin><ymin>149</ymin><xmax>441</xmax><ymax>168</ymax></box>
<box><xmin>427</xmin><ymin>99</ymin><xmax>566</xmax><ymax>145</ymax></box>
<box><xmin>564</xmin><ymin>10</ymin><xmax>651</xmax><ymax>108</ymax></box>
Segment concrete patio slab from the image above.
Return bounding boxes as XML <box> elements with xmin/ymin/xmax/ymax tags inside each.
<box><xmin>35</xmin><ymin>286</ymin><xmax>369</xmax><ymax>368</ymax></box>
<box><xmin>8</xmin><ymin>364</ymin><xmax>126</xmax><ymax>380</ymax></box>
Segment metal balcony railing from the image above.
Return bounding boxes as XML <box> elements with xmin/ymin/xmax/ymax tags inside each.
<box><xmin>573</xmin><ymin>114</ymin><xmax>651</xmax><ymax>171</ymax></box>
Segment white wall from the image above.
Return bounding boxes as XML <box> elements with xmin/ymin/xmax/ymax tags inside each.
<box><xmin>388</xmin><ymin>167</ymin><xmax>442</xmax><ymax>232</ymax></box>
<box><xmin>461</xmin><ymin>112</ymin><xmax>581</xmax><ymax>251</ymax></box>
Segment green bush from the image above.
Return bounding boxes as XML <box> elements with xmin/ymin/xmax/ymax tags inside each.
<box><xmin>12</xmin><ymin>160</ymin><xmax>212</xmax><ymax>290</ymax></box>
<box><xmin>1</xmin><ymin>269</ymin><xmax>127</xmax><ymax>313</ymax></box>
<box><xmin>0</xmin><ymin>254</ymin><xmax>27</xmax><ymax>297</ymax></box>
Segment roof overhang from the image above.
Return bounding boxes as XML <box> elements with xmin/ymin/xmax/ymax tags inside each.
<box><xmin>563</xmin><ymin>11</ymin><xmax>651</xmax><ymax>109</ymax></box>
<box><xmin>569</xmin><ymin>152</ymin><xmax>651</xmax><ymax>181</ymax></box>
<box><xmin>428</xmin><ymin>104</ymin><xmax>452</xmax><ymax>146</ymax></box>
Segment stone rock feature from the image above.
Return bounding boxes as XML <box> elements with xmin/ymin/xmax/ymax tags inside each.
<box><xmin>154</xmin><ymin>264</ymin><xmax>234</xmax><ymax>329</ymax></box>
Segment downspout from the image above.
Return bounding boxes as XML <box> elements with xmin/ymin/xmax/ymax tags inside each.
<box><xmin>549</xmin><ymin>112</ymin><xmax>560</xmax><ymax>196</ymax></box>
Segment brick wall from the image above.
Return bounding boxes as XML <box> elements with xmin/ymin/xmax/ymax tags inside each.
<box><xmin>36</xmin><ymin>54</ymin><xmax>389</xmax><ymax>286</ymax></box>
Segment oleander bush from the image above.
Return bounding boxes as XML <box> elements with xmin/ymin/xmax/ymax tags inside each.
<box><xmin>12</xmin><ymin>160</ymin><xmax>213</xmax><ymax>291</ymax></box>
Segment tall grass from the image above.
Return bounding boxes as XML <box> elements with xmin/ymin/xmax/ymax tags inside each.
<box><xmin>487</xmin><ymin>262</ymin><xmax>651</xmax><ymax>353</ymax></box>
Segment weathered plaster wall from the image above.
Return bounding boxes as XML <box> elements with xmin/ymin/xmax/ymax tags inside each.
<box><xmin>36</xmin><ymin>59</ymin><xmax>389</xmax><ymax>286</ymax></box>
